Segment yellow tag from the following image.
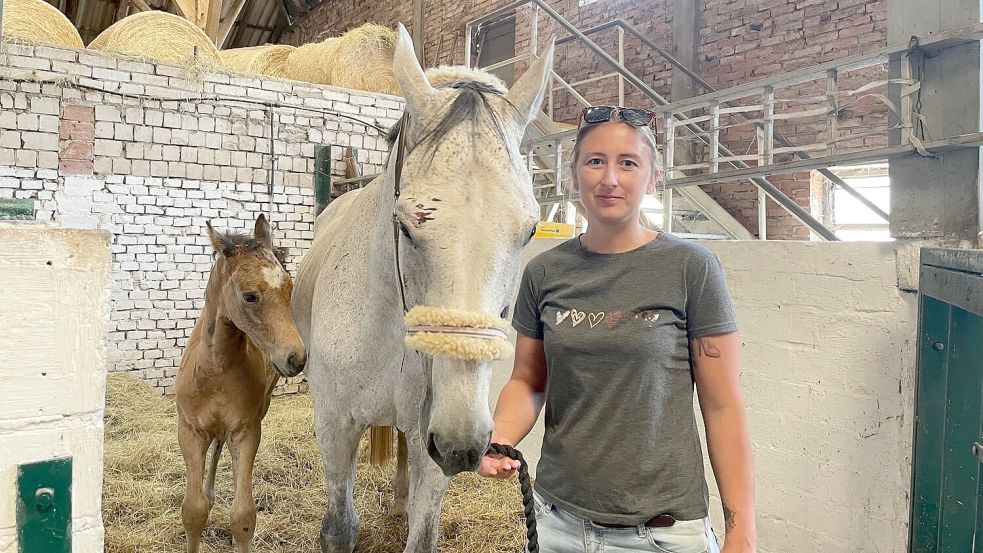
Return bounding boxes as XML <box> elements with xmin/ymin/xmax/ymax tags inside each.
<box><xmin>533</xmin><ymin>222</ymin><xmax>575</xmax><ymax>239</ymax></box>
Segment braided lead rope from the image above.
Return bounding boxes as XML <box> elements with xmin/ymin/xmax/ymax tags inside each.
<box><xmin>488</xmin><ymin>443</ymin><xmax>538</xmax><ymax>553</ymax></box>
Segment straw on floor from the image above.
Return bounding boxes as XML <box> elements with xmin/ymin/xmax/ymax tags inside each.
<box><xmin>103</xmin><ymin>373</ymin><xmax>526</xmax><ymax>552</ymax></box>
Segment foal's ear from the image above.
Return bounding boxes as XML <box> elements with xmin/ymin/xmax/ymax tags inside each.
<box><xmin>206</xmin><ymin>221</ymin><xmax>234</xmax><ymax>257</ymax></box>
<box><xmin>254</xmin><ymin>213</ymin><xmax>273</xmax><ymax>249</ymax></box>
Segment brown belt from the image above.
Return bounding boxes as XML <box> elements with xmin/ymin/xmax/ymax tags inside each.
<box><xmin>593</xmin><ymin>514</ymin><xmax>676</xmax><ymax>528</ymax></box>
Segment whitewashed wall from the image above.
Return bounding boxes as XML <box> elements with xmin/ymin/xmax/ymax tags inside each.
<box><xmin>492</xmin><ymin>239</ymin><xmax>917</xmax><ymax>553</ymax></box>
<box><xmin>0</xmin><ymin>225</ymin><xmax>111</xmax><ymax>553</ymax></box>
<box><xmin>0</xmin><ymin>42</ymin><xmax>404</xmax><ymax>393</ymax></box>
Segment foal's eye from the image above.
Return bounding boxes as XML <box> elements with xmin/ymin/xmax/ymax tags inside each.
<box><xmin>242</xmin><ymin>292</ymin><xmax>259</xmax><ymax>303</ymax></box>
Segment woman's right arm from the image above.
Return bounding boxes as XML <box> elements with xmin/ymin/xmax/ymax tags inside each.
<box><xmin>478</xmin><ymin>333</ymin><xmax>548</xmax><ymax>478</ymax></box>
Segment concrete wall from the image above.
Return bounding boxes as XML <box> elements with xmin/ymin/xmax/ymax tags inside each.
<box><xmin>492</xmin><ymin>238</ymin><xmax>917</xmax><ymax>552</ymax></box>
<box><xmin>0</xmin><ymin>225</ymin><xmax>111</xmax><ymax>553</ymax></box>
<box><xmin>0</xmin><ymin>42</ymin><xmax>404</xmax><ymax>393</ymax></box>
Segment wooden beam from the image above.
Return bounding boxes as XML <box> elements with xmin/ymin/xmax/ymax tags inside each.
<box><xmin>171</xmin><ymin>0</ymin><xmax>194</xmax><ymax>20</ymax></box>
<box><xmin>130</xmin><ymin>0</ymin><xmax>151</xmax><ymax>12</ymax></box>
<box><xmin>203</xmin><ymin>0</ymin><xmax>222</xmax><ymax>41</ymax></box>
<box><xmin>217</xmin><ymin>0</ymin><xmax>247</xmax><ymax>48</ymax></box>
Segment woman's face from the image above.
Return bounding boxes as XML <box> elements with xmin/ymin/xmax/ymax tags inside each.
<box><xmin>572</xmin><ymin>122</ymin><xmax>659</xmax><ymax>227</ymax></box>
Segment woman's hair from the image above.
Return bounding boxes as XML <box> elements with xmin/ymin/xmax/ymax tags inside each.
<box><xmin>570</xmin><ymin>121</ymin><xmax>664</xmax><ymax>181</ymax></box>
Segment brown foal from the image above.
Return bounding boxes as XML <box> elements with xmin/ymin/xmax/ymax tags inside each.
<box><xmin>175</xmin><ymin>214</ymin><xmax>307</xmax><ymax>552</ymax></box>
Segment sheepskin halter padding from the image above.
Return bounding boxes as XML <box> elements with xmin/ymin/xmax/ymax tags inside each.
<box><xmin>404</xmin><ymin>306</ymin><xmax>512</xmax><ymax>361</ymax></box>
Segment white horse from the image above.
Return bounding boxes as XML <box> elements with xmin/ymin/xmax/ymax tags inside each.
<box><xmin>292</xmin><ymin>23</ymin><xmax>553</xmax><ymax>553</ymax></box>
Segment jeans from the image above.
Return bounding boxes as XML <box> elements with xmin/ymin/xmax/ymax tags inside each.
<box><xmin>528</xmin><ymin>490</ymin><xmax>721</xmax><ymax>553</ymax></box>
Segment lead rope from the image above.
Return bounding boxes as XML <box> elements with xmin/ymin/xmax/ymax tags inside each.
<box><xmin>488</xmin><ymin>443</ymin><xmax>538</xmax><ymax>553</ymax></box>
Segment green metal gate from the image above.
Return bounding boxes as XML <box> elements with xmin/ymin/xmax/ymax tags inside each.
<box><xmin>910</xmin><ymin>248</ymin><xmax>983</xmax><ymax>552</ymax></box>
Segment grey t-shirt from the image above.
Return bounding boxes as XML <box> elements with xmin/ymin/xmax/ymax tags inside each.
<box><xmin>511</xmin><ymin>232</ymin><xmax>739</xmax><ymax>525</ymax></box>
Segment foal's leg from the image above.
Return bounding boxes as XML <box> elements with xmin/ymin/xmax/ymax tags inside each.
<box><xmin>314</xmin><ymin>412</ymin><xmax>362</xmax><ymax>553</ymax></box>
<box><xmin>228</xmin><ymin>427</ymin><xmax>262</xmax><ymax>553</ymax></box>
<box><xmin>392</xmin><ymin>430</ymin><xmax>409</xmax><ymax>517</ymax></box>
<box><xmin>403</xmin><ymin>429</ymin><xmax>451</xmax><ymax>553</ymax></box>
<box><xmin>178</xmin><ymin>421</ymin><xmax>212</xmax><ymax>553</ymax></box>
<box><xmin>203</xmin><ymin>439</ymin><xmax>223</xmax><ymax>508</ymax></box>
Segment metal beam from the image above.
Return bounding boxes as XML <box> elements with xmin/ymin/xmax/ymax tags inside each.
<box><xmin>413</xmin><ymin>0</ymin><xmax>424</xmax><ymax>64</ymax></box>
<box><xmin>667</xmin><ymin>132</ymin><xmax>983</xmax><ymax>189</ymax></box>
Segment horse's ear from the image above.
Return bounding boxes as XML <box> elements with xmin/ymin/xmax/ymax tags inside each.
<box><xmin>254</xmin><ymin>213</ymin><xmax>273</xmax><ymax>249</ymax></box>
<box><xmin>206</xmin><ymin>221</ymin><xmax>233</xmax><ymax>257</ymax></box>
<box><xmin>392</xmin><ymin>22</ymin><xmax>436</xmax><ymax>116</ymax></box>
<box><xmin>506</xmin><ymin>38</ymin><xmax>554</xmax><ymax>129</ymax></box>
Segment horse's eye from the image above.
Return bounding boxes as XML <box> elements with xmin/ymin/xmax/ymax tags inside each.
<box><xmin>524</xmin><ymin>225</ymin><xmax>537</xmax><ymax>244</ymax></box>
<box><xmin>242</xmin><ymin>292</ymin><xmax>259</xmax><ymax>303</ymax></box>
<box><xmin>399</xmin><ymin>222</ymin><xmax>413</xmax><ymax>241</ymax></box>
<box><xmin>500</xmin><ymin>306</ymin><xmax>510</xmax><ymax>319</ymax></box>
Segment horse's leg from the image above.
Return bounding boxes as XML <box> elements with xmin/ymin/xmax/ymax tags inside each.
<box><xmin>228</xmin><ymin>426</ymin><xmax>261</xmax><ymax>553</ymax></box>
<box><xmin>203</xmin><ymin>439</ymin><xmax>223</xmax><ymax>508</ymax></box>
<box><xmin>178</xmin><ymin>421</ymin><xmax>212</xmax><ymax>553</ymax></box>
<box><xmin>403</xmin><ymin>429</ymin><xmax>451</xmax><ymax>553</ymax></box>
<box><xmin>315</xmin><ymin>413</ymin><xmax>362</xmax><ymax>553</ymax></box>
<box><xmin>392</xmin><ymin>430</ymin><xmax>409</xmax><ymax>517</ymax></box>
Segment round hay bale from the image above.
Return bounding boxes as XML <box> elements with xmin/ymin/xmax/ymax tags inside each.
<box><xmin>330</xmin><ymin>23</ymin><xmax>399</xmax><ymax>95</ymax></box>
<box><xmin>219</xmin><ymin>44</ymin><xmax>295</xmax><ymax>78</ymax></box>
<box><xmin>87</xmin><ymin>11</ymin><xmax>219</xmax><ymax>66</ymax></box>
<box><xmin>283</xmin><ymin>37</ymin><xmax>340</xmax><ymax>85</ymax></box>
<box><xmin>1</xmin><ymin>0</ymin><xmax>83</xmax><ymax>49</ymax></box>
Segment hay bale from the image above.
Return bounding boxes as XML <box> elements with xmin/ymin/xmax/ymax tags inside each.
<box><xmin>283</xmin><ymin>37</ymin><xmax>340</xmax><ymax>85</ymax></box>
<box><xmin>219</xmin><ymin>44</ymin><xmax>295</xmax><ymax>78</ymax></box>
<box><xmin>102</xmin><ymin>372</ymin><xmax>526</xmax><ymax>552</ymax></box>
<box><xmin>330</xmin><ymin>23</ymin><xmax>399</xmax><ymax>95</ymax></box>
<box><xmin>285</xmin><ymin>23</ymin><xmax>399</xmax><ymax>95</ymax></box>
<box><xmin>1</xmin><ymin>0</ymin><xmax>83</xmax><ymax>49</ymax></box>
<box><xmin>88</xmin><ymin>11</ymin><xmax>219</xmax><ymax>66</ymax></box>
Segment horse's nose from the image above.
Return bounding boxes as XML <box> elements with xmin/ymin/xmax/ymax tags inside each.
<box><xmin>288</xmin><ymin>351</ymin><xmax>307</xmax><ymax>373</ymax></box>
<box><xmin>427</xmin><ymin>432</ymin><xmax>486</xmax><ymax>475</ymax></box>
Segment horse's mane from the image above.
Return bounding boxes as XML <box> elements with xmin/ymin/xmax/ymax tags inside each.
<box><xmin>386</xmin><ymin>66</ymin><xmax>516</xmax><ymax>162</ymax></box>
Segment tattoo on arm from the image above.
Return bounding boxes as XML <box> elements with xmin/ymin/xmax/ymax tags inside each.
<box><xmin>694</xmin><ymin>337</ymin><xmax>722</xmax><ymax>359</ymax></box>
<box><xmin>722</xmin><ymin>503</ymin><xmax>737</xmax><ymax>532</ymax></box>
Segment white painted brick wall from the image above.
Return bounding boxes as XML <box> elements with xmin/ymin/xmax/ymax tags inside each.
<box><xmin>0</xmin><ymin>41</ymin><xmax>404</xmax><ymax>394</ymax></box>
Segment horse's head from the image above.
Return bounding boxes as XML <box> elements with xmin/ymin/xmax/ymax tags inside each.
<box><xmin>205</xmin><ymin>214</ymin><xmax>307</xmax><ymax>378</ymax></box>
<box><xmin>389</xmin><ymin>24</ymin><xmax>552</xmax><ymax>475</ymax></box>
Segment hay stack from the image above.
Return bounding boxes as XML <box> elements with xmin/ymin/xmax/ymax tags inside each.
<box><xmin>330</xmin><ymin>23</ymin><xmax>399</xmax><ymax>95</ymax></box>
<box><xmin>283</xmin><ymin>37</ymin><xmax>340</xmax><ymax>85</ymax></box>
<box><xmin>220</xmin><ymin>44</ymin><xmax>295</xmax><ymax>78</ymax></box>
<box><xmin>286</xmin><ymin>23</ymin><xmax>400</xmax><ymax>95</ymax></box>
<box><xmin>1</xmin><ymin>0</ymin><xmax>84</xmax><ymax>49</ymax></box>
<box><xmin>88</xmin><ymin>11</ymin><xmax>219</xmax><ymax>66</ymax></box>
<box><xmin>102</xmin><ymin>372</ymin><xmax>527</xmax><ymax>552</ymax></box>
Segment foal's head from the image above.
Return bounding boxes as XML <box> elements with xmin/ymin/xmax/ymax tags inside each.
<box><xmin>206</xmin><ymin>214</ymin><xmax>307</xmax><ymax>377</ymax></box>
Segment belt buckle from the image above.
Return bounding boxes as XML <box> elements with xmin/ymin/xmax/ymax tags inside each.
<box><xmin>644</xmin><ymin>514</ymin><xmax>676</xmax><ymax>528</ymax></box>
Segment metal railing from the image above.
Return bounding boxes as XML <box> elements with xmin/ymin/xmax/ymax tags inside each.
<box><xmin>465</xmin><ymin>0</ymin><xmax>841</xmax><ymax>240</ymax></box>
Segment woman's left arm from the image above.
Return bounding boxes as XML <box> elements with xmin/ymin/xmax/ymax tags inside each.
<box><xmin>691</xmin><ymin>331</ymin><xmax>756</xmax><ymax>553</ymax></box>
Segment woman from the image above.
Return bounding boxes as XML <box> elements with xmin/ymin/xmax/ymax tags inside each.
<box><xmin>479</xmin><ymin>106</ymin><xmax>756</xmax><ymax>553</ymax></box>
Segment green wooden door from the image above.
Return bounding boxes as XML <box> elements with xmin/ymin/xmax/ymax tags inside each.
<box><xmin>910</xmin><ymin>248</ymin><xmax>983</xmax><ymax>552</ymax></box>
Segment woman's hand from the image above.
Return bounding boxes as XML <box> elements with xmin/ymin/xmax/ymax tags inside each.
<box><xmin>478</xmin><ymin>451</ymin><xmax>521</xmax><ymax>479</ymax></box>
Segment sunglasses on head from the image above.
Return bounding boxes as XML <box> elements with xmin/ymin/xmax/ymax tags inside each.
<box><xmin>579</xmin><ymin>106</ymin><xmax>658</xmax><ymax>129</ymax></box>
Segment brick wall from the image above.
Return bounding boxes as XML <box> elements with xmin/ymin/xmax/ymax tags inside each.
<box><xmin>0</xmin><ymin>42</ymin><xmax>403</xmax><ymax>394</ymax></box>
<box><xmin>286</xmin><ymin>0</ymin><xmax>888</xmax><ymax>239</ymax></box>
